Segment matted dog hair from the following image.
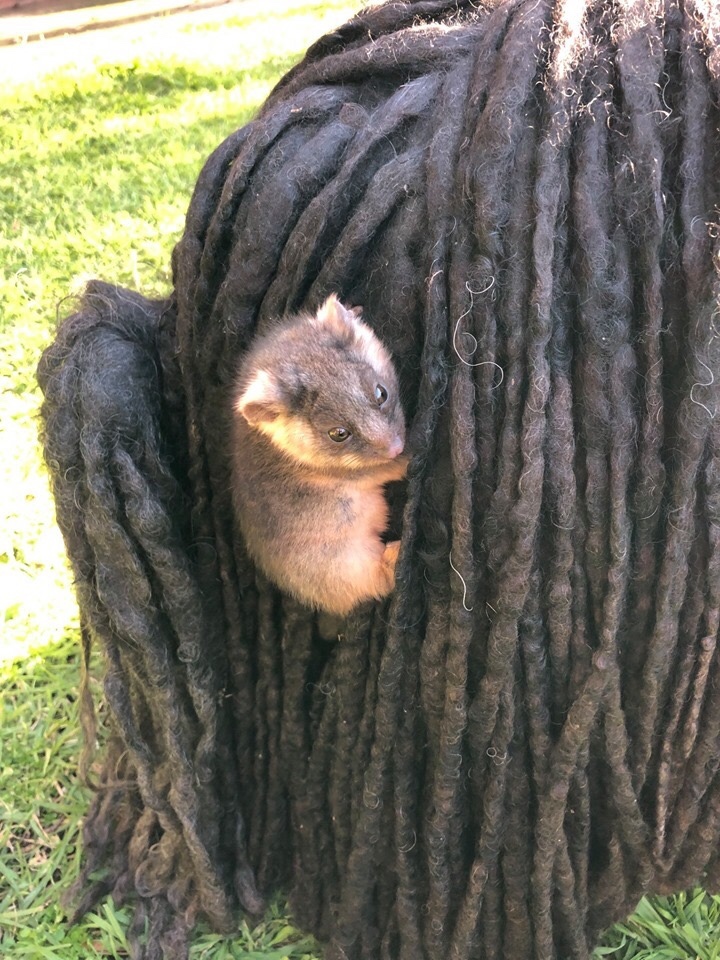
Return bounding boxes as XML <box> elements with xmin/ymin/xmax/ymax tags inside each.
<box><xmin>39</xmin><ymin>0</ymin><xmax>720</xmax><ymax>957</ymax></box>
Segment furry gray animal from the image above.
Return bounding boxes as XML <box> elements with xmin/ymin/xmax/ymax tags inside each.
<box><xmin>231</xmin><ymin>295</ymin><xmax>407</xmax><ymax>614</ymax></box>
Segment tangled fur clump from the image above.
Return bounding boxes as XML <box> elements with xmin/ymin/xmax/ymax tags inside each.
<box><xmin>38</xmin><ymin>0</ymin><xmax>720</xmax><ymax>957</ymax></box>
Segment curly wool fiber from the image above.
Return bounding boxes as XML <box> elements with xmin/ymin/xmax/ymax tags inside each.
<box><xmin>38</xmin><ymin>0</ymin><xmax>720</xmax><ymax>957</ymax></box>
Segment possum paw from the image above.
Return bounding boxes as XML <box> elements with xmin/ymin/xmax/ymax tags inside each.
<box><xmin>382</xmin><ymin>540</ymin><xmax>401</xmax><ymax>585</ymax></box>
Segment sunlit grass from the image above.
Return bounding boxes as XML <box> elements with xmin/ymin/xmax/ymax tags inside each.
<box><xmin>596</xmin><ymin>891</ymin><xmax>720</xmax><ymax>960</ymax></box>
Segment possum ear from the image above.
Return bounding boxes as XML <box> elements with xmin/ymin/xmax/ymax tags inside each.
<box><xmin>314</xmin><ymin>294</ymin><xmax>357</xmax><ymax>340</ymax></box>
<box><xmin>235</xmin><ymin>369</ymin><xmax>283</xmax><ymax>425</ymax></box>
<box><xmin>316</xmin><ymin>296</ymin><xmax>388</xmax><ymax>370</ymax></box>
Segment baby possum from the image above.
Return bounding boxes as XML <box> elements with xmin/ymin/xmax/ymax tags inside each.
<box><xmin>230</xmin><ymin>295</ymin><xmax>407</xmax><ymax>616</ymax></box>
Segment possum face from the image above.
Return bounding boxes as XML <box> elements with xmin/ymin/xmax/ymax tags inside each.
<box><xmin>234</xmin><ymin>295</ymin><xmax>406</xmax><ymax>472</ymax></box>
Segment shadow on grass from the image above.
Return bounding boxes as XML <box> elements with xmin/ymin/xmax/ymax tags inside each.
<box><xmin>0</xmin><ymin>55</ymin><xmax>304</xmax><ymax>282</ymax></box>
<box><xmin>0</xmin><ymin>610</ymin><xmax>324</xmax><ymax>959</ymax></box>
<box><xmin>0</xmin><ymin>632</ymin><xmax>87</xmax><ymax>946</ymax></box>
<box><xmin>4</xmin><ymin>53</ymin><xmax>301</xmax><ymax>130</ymax></box>
<box><xmin>1</xmin><ymin>51</ymin><xmax>303</xmax><ymax>260</ymax></box>
<box><xmin>0</xmin><ymin>633</ymin><xmax>320</xmax><ymax>959</ymax></box>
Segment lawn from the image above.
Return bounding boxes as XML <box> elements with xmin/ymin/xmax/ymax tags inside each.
<box><xmin>1</xmin><ymin>0</ymin><xmax>719</xmax><ymax>956</ymax></box>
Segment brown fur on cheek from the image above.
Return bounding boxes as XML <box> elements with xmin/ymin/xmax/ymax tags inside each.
<box><xmin>257</xmin><ymin>414</ymin><xmax>322</xmax><ymax>466</ymax></box>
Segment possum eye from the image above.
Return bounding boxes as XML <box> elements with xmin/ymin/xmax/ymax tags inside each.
<box><xmin>328</xmin><ymin>427</ymin><xmax>351</xmax><ymax>442</ymax></box>
<box><xmin>374</xmin><ymin>384</ymin><xmax>388</xmax><ymax>406</ymax></box>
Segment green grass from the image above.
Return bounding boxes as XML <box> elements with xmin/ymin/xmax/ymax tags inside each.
<box><xmin>595</xmin><ymin>891</ymin><xmax>720</xmax><ymax>959</ymax></box>
<box><xmin>1</xmin><ymin>0</ymin><xmax>720</xmax><ymax>956</ymax></box>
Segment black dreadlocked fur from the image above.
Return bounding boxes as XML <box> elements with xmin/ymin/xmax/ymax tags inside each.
<box><xmin>38</xmin><ymin>0</ymin><xmax>720</xmax><ymax>957</ymax></box>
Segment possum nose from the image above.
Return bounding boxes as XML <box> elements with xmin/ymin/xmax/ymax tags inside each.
<box><xmin>387</xmin><ymin>436</ymin><xmax>404</xmax><ymax>459</ymax></box>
